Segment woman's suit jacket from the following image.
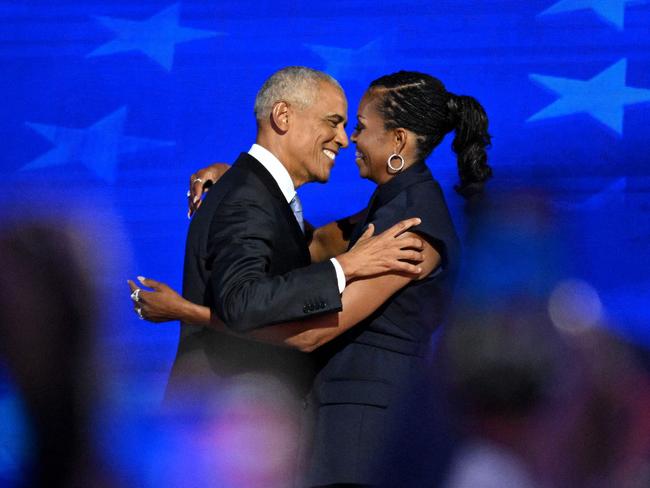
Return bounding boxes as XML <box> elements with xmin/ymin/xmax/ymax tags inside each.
<box><xmin>305</xmin><ymin>162</ymin><xmax>461</xmax><ymax>486</ymax></box>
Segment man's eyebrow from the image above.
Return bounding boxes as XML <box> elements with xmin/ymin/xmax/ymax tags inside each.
<box><xmin>326</xmin><ymin>114</ymin><xmax>346</xmax><ymax>124</ymax></box>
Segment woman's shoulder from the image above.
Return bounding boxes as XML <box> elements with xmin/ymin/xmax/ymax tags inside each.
<box><xmin>402</xmin><ymin>177</ymin><xmax>451</xmax><ymax>218</ymax></box>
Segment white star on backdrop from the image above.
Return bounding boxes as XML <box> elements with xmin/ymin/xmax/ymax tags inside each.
<box><xmin>88</xmin><ymin>3</ymin><xmax>223</xmax><ymax>70</ymax></box>
<box><xmin>528</xmin><ymin>58</ymin><xmax>650</xmax><ymax>134</ymax></box>
<box><xmin>539</xmin><ymin>0</ymin><xmax>647</xmax><ymax>30</ymax></box>
<box><xmin>23</xmin><ymin>107</ymin><xmax>175</xmax><ymax>183</ymax></box>
<box><xmin>306</xmin><ymin>38</ymin><xmax>385</xmax><ymax>81</ymax></box>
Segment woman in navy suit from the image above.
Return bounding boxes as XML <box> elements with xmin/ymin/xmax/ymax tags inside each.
<box><xmin>301</xmin><ymin>71</ymin><xmax>491</xmax><ymax>487</ymax></box>
<box><xmin>131</xmin><ymin>71</ymin><xmax>492</xmax><ymax>486</ymax></box>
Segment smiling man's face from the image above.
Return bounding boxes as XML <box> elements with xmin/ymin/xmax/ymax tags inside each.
<box><xmin>286</xmin><ymin>80</ymin><xmax>349</xmax><ymax>186</ymax></box>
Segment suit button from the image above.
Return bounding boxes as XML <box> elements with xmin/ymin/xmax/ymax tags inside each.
<box><xmin>303</xmin><ymin>305</ymin><xmax>309</xmax><ymax>313</ymax></box>
<box><xmin>319</xmin><ymin>301</ymin><xmax>326</xmax><ymax>308</ymax></box>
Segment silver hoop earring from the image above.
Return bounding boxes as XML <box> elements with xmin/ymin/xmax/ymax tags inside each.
<box><xmin>387</xmin><ymin>153</ymin><xmax>405</xmax><ymax>172</ymax></box>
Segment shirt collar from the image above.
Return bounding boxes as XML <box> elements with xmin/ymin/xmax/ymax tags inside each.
<box><xmin>248</xmin><ymin>143</ymin><xmax>296</xmax><ymax>203</ymax></box>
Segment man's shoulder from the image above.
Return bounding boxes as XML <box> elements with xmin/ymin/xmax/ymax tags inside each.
<box><xmin>203</xmin><ymin>157</ymin><xmax>270</xmax><ymax>205</ymax></box>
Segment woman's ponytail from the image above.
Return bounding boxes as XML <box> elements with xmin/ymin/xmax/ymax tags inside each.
<box><xmin>448</xmin><ymin>94</ymin><xmax>492</xmax><ymax>199</ymax></box>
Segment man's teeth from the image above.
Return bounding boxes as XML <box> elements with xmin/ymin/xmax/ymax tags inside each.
<box><xmin>355</xmin><ymin>151</ymin><xmax>363</xmax><ymax>160</ymax></box>
<box><xmin>323</xmin><ymin>149</ymin><xmax>336</xmax><ymax>160</ymax></box>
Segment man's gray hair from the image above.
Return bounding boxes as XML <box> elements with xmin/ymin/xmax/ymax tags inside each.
<box><xmin>254</xmin><ymin>66</ymin><xmax>342</xmax><ymax>121</ymax></box>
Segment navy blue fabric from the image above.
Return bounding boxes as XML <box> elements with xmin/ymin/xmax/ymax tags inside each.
<box><xmin>166</xmin><ymin>153</ymin><xmax>341</xmax><ymax>404</ymax></box>
<box><xmin>305</xmin><ymin>163</ymin><xmax>460</xmax><ymax>486</ymax></box>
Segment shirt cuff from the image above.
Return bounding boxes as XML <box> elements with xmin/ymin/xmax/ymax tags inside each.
<box><xmin>329</xmin><ymin>257</ymin><xmax>346</xmax><ymax>294</ymax></box>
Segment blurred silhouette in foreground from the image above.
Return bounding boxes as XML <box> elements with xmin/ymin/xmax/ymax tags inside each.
<box><xmin>0</xmin><ymin>220</ymin><xmax>114</xmax><ymax>487</ymax></box>
<box><xmin>0</xmin><ymin>218</ymin><xmax>315</xmax><ymax>487</ymax></box>
<box><xmin>439</xmin><ymin>300</ymin><xmax>650</xmax><ymax>488</ymax></box>
<box><xmin>379</xmin><ymin>191</ymin><xmax>649</xmax><ymax>488</ymax></box>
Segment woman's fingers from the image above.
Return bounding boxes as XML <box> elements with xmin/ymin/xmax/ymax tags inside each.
<box><xmin>187</xmin><ymin>164</ymin><xmax>231</xmax><ymax>217</ymax></box>
<box><xmin>129</xmin><ymin>278</ymin><xmax>152</xmax><ymax>308</ymax></box>
<box><xmin>188</xmin><ymin>173</ymin><xmax>209</xmax><ymax>217</ymax></box>
<box><xmin>191</xmin><ymin>178</ymin><xmax>205</xmax><ymax>202</ymax></box>
<box><xmin>138</xmin><ymin>276</ymin><xmax>163</xmax><ymax>290</ymax></box>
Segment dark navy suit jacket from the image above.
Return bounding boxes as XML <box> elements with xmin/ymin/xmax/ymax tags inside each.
<box><xmin>165</xmin><ymin>152</ymin><xmax>342</xmax><ymax>403</ymax></box>
<box><xmin>304</xmin><ymin>163</ymin><xmax>460</xmax><ymax>486</ymax></box>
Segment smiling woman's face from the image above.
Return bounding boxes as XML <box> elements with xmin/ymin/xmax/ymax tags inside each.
<box><xmin>350</xmin><ymin>90</ymin><xmax>395</xmax><ymax>185</ymax></box>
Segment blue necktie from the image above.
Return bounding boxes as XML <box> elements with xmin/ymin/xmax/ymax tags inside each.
<box><xmin>290</xmin><ymin>194</ymin><xmax>304</xmax><ymax>233</ymax></box>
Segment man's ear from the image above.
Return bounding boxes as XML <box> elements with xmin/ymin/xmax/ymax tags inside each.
<box><xmin>270</xmin><ymin>101</ymin><xmax>290</xmax><ymax>134</ymax></box>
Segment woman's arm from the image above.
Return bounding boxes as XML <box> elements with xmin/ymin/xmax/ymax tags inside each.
<box><xmin>129</xmin><ymin>233</ymin><xmax>440</xmax><ymax>352</ymax></box>
<box><xmin>258</xmin><ymin>234</ymin><xmax>440</xmax><ymax>351</ymax></box>
<box><xmin>185</xmin><ymin>162</ymin><xmax>365</xmax><ymax>263</ymax></box>
<box><xmin>307</xmin><ymin>209</ymin><xmax>365</xmax><ymax>262</ymax></box>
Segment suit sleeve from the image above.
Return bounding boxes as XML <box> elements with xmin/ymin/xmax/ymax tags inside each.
<box><xmin>400</xmin><ymin>183</ymin><xmax>460</xmax><ymax>271</ymax></box>
<box><xmin>207</xmin><ymin>194</ymin><xmax>342</xmax><ymax>333</ymax></box>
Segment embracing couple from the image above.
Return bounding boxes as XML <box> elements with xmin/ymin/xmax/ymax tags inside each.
<box><xmin>128</xmin><ymin>66</ymin><xmax>491</xmax><ymax>487</ymax></box>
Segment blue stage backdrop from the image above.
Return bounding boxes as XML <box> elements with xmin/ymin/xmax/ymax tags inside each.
<box><xmin>1</xmin><ymin>0</ymin><xmax>649</xmax><ymax>481</ymax></box>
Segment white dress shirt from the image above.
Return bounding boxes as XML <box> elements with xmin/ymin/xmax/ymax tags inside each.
<box><xmin>248</xmin><ymin>144</ymin><xmax>346</xmax><ymax>293</ymax></box>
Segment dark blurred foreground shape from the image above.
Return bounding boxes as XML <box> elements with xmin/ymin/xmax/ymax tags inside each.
<box><xmin>378</xmin><ymin>299</ymin><xmax>650</xmax><ymax>488</ymax></box>
<box><xmin>0</xmin><ymin>219</ymin><xmax>321</xmax><ymax>487</ymax></box>
<box><xmin>442</xmin><ymin>301</ymin><xmax>650</xmax><ymax>488</ymax></box>
<box><xmin>379</xmin><ymin>191</ymin><xmax>650</xmax><ymax>488</ymax></box>
<box><xmin>0</xmin><ymin>221</ymin><xmax>115</xmax><ymax>487</ymax></box>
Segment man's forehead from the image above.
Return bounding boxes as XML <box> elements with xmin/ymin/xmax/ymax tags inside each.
<box><xmin>313</xmin><ymin>81</ymin><xmax>347</xmax><ymax>119</ymax></box>
<box><xmin>318</xmin><ymin>80</ymin><xmax>346</xmax><ymax>100</ymax></box>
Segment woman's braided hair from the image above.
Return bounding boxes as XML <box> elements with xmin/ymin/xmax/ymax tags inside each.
<box><xmin>369</xmin><ymin>71</ymin><xmax>492</xmax><ymax>198</ymax></box>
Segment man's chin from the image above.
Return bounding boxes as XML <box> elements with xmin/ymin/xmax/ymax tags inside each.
<box><xmin>315</xmin><ymin>165</ymin><xmax>333</xmax><ymax>183</ymax></box>
<box><xmin>314</xmin><ymin>173</ymin><xmax>330</xmax><ymax>184</ymax></box>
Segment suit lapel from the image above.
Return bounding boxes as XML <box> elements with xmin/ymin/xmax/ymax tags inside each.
<box><xmin>348</xmin><ymin>163</ymin><xmax>434</xmax><ymax>248</ymax></box>
<box><xmin>348</xmin><ymin>189</ymin><xmax>379</xmax><ymax>249</ymax></box>
<box><xmin>233</xmin><ymin>153</ymin><xmax>311</xmax><ymax>262</ymax></box>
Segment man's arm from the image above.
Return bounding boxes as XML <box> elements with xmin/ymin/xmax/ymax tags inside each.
<box><xmin>249</xmin><ymin>234</ymin><xmax>440</xmax><ymax>351</ymax></box>
<box><xmin>129</xmin><ymin>233</ymin><xmax>439</xmax><ymax>351</ymax></box>
<box><xmin>207</xmin><ymin>195</ymin><xmax>340</xmax><ymax>332</ymax></box>
<box><xmin>186</xmin><ymin>162</ymin><xmax>363</xmax><ymax>264</ymax></box>
<box><xmin>207</xmin><ymin>194</ymin><xmax>423</xmax><ymax>332</ymax></box>
<box><xmin>307</xmin><ymin>209</ymin><xmax>365</xmax><ymax>263</ymax></box>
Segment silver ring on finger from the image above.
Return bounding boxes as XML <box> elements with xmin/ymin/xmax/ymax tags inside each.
<box><xmin>192</xmin><ymin>177</ymin><xmax>204</xmax><ymax>185</ymax></box>
<box><xmin>130</xmin><ymin>288</ymin><xmax>141</xmax><ymax>303</ymax></box>
<box><xmin>136</xmin><ymin>307</ymin><xmax>144</xmax><ymax>320</ymax></box>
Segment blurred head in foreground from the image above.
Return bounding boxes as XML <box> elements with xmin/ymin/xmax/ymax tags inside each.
<box><xmin>0</xmin><ymin>220</ymin><xmax>108</xmax><ymax>487</ymax></box>
<box><xmin>441</xmin><ymin>299</ymin><xmax>649</xmax><ymax>488</ymax></box>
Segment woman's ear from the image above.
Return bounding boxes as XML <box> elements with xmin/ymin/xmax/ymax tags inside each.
<box><xmin>393</xmin><ymin>128</ymin><xmax>408</xmax><ymax>154</ymax></box>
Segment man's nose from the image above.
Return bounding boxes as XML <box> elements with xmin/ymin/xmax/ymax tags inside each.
<box><xmin>336</xmin><ymin>125</ymin><xmax>349</xmax><ymax>148</ymax></box>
